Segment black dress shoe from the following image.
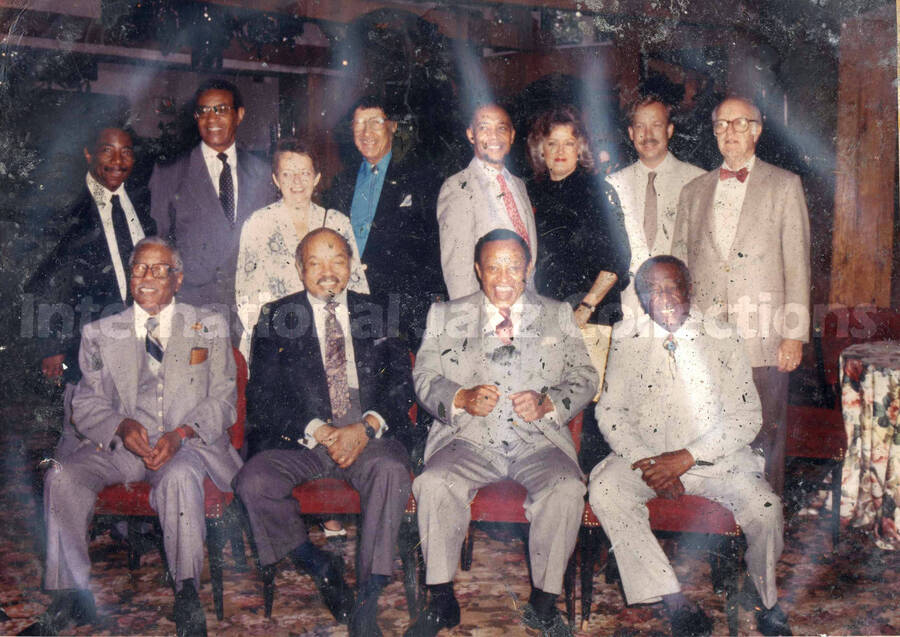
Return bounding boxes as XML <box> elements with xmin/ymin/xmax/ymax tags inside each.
<box><xmin>520</xmin><ymin>604</ymin><xmax>573</xmax><ymax>637</ymax></box>
<box><xmin>311</xmin><ymin>553</ymin><xmax>354</xmax><ymax>624</ymax></box>
<box><xmin>756</xmin><ymin>603</ymin><xmax>792</xmax><ymax>636</ymax></box>
<box><xmin>174</xmin><ymin>580</ymin><xmax>207</xmax><ymax>637</ymax></box>
<box><xmin>669</xmin><ymin>604</ymin><xmax>713</xmax><ymax>637</ymax></box>
<box><xmin>18</xmin><ymin>589</ymin><xmax>97</xmax><ymax>636</ymax></box>
<box><xmin>403</xmin><ymin>597</ymin><xmax>461</xmax><ymax>637</ymax></box>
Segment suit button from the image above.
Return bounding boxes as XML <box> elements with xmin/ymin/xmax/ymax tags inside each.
<box><xmin>158</xmin><ymin>425</ymin><xmax>164</xmax><ymax>431</ymax></box>
<box><xmin>158</xmin><ymin>383</ymin><xmax>163</xmax><ymax>390</ymax></box>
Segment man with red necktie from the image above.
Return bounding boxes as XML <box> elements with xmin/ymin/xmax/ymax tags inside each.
<box><xmin>408</xmin><ymin>229</ymin><xmax>597</xmax><ymax>637</ymax></box>
<box><xmin>672</xmin><ymin>95</ymin><xmax>811</xmax><ymax>495</ymax></box>
<box><xmin>437</xmin><ymin>103</ymin><xmax>538</xmax><ymax>300</ymax></box>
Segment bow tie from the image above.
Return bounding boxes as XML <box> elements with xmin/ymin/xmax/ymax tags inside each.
<box><xmin>719</xmin><ymin>166</ymin><xmax>749</xmax><ymax>183</ymax></box>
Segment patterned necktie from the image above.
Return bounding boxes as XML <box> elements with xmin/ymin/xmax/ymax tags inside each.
<box><xmin>109</xmin><ymin>195</ymin><xmax>133</xmax><ymax>284</ymax></box>
<box><xmin>496</xmin><ymin>173</ymin><xmax>530</xmax><ymax>246</ymax></box>
<box><xmin>218</xmin><ymin>152</ymin><xmax>235</xmax><ymax>223</ymax></box>
<box><xmin>643</xmin><ymin>171</ymin><xmax>658</xmax><ymax>249</ymax></box>
<box><xmin>719</xmin><ymin>166</ymin><xmax>749</xmax><ymax>183</ymax></box>
<box><xmin>324</xmin><ymin>301</ymin><xmax>351</xmax><ymax>419</ymax></box>
<box><xmin>145</xmin><ymin>316</ymin><xmax>163</xmax><ymax>363</ymax></box>
<box><xmin>495</xmin><ymin>306</ymin><xmax>513</xmax><ymax>345</ymax></box>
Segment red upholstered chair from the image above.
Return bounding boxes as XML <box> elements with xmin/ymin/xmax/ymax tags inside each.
<box><xmin>579</xmin><ymin>495</ymin><xmax>745</xmax><ymax>636</ymax></box>
<box><xmin>93</xmin><ymin>346</ymin><xmax>248</xmax><ymax>621</ymax></box>
<box><xmin>457</xmin><ymin>412</ymin><xmax>586</xmax><ymax>625</ymax></box>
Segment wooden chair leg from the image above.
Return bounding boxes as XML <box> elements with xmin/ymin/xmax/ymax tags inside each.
<box><xmin>580</xmin><ymin>526</ymin><xmax>602</xmax><ymax>629</ymax></box>
<box><xmin>206</xmin><ymin>517</ymin><xmax>226</xmax><ymax>620</ymax></box>
<box><xmin>261</xmin><ymin>563</ymin><xmax>276</xmax><ymax>618</ymax></box>
<box><xmin>830</xmin><ymin>462</ymin><xmax>841</xmax><ymax>549</ymax></box>
<box><xmin>127</xmin><ymin>520</ymin><xmax>142</xmax><ymax>571</ymax></box>
<box><xmin>399</xmin><ymin>514</ymin><xmax>423</xmax><ymax>620</ymax></box>
<box><xmin>564</xmin><ymin>551</ymin><xmax>576</xmax><ymax>627</ymax></box>
<box><xmin>460</xmin><ymin>527</ymin><xmax>474</xmax><ymax>571</ymax></box>
<box><xmin>720</xmin><ymin>535</ymin><xmax>744</xmax><ymax>637</ymax></box>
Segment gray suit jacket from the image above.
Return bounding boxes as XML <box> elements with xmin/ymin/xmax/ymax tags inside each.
<box><xmin>413</xmin><ymin>290</ymin><xmax>597</xmax><ymax>473</ymax></box>
<box><xmin>672</xmin><ymin>158</ymin><xmax>811</xmax><ymax>367</ymax></box>
<box><xmin>149</xmin><ymin>145</ymin><xmax>277</xmax><ymax>310</ymax></box>
<box><xmin>437</xmin><ymin>158</ymin><xmax>537</xmax><ymax>300</ymax></box>
<box><xmin>70</xmin><ymin>302</ymin><xmax>241</xmax><ymax>490</ymax></box>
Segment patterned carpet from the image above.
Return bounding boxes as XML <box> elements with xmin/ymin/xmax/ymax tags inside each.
<box><xmin>2</xmin><ymin>396</ymin><xmax>900</xmax><ymax>636</ymax></box>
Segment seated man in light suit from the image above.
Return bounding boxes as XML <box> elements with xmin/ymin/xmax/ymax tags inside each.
<box><xmin>24</xmin><ymin>236</ymin><xmax>240</xmax><ymax>637</ymax></box>
<box><xmin>408</xmin><ymin>229</ymin><xmax>597</xmax><ymax>637</ymax></box>
<box><xmin>235</xmin><ymin>227</ymin><xmax>415</xmax><ymax>637</ymax></box>
<box><xmin>588</xmin><ymin>256</ymin><xmax>790</xmax><ymax>637</ymax></box>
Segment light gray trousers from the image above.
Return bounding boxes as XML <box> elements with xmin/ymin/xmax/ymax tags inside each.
<box><xmin>44</xmin><ymin>442</ymin><xmax>210</xmax><ymax>592</ymax></box>
<box><xmin>413</xmin><ymin>439</ymin><xmax>585</xmax><ymax>595</ymax></box>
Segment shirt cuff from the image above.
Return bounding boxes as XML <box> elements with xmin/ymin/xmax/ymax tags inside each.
<box><xmin>302</xmin><ymin>418</ymin><xmax>327</xmax><ymax>449</ymax></box>
<box><xmin>362</xmin><ymin>410</ymin><xmax>387</xmax><ymax>438</ymax></box>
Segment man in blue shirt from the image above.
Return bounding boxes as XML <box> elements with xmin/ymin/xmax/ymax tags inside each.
<box><xmin>323</xmin><ymin>95</ymin><xmax>445</xmax><ymax>348</ymax></box>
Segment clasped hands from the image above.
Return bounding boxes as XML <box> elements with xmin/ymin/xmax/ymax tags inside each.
<box><xmin>454</xmin><ymin>384</ymin><xmax>554</xmax><ymax>422</ymax></box>
<box><xmin>314</xmin><ymin>415</ymin><xmax>379</xmax><ymax>469</ymax></box>
<box><xmin>631</xmin><ymin>449</ymin><xmax>695</xmax><ymax>500</ymax></box>
<box><xmin>117</xmin><ymin>418</ymin><xmax>190</xmax><ymax>471</ymax></box>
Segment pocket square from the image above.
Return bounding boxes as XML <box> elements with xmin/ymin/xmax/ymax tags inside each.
<box><xmin>399</xmin><ymin>193</ymin><xmax>412</xmax><ymax>207</ymax></box>
<box><xmin>189</xmin><ymin>347</ymin><xmax>208</xmax><ymax>365</ymax></box>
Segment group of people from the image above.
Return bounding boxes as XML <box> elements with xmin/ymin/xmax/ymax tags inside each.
<box><xmin>23</xmin><ymin>75</ymin><xmax>810</xmax><ymax>637</ymax></box>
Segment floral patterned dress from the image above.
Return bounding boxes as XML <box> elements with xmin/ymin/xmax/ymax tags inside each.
<box><xmin>235</xmin><ymin>199</ymin><xmax>369</xmax><ymax>356</ymax></box>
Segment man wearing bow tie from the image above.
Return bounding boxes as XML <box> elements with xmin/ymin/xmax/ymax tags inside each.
<box><xmin>672</xmin><ymin>96</ymin><xmax>811</xmax><ymax>495</ymax></box>
<box><xmin>590</xmin><ymin>256</ymin><xmax>791</xmax><ymax>637</ymax></box>
<box><xmin>407</xmin><ymin>229</ymin><xmax>596</xmax><ymax>637</ymax></box>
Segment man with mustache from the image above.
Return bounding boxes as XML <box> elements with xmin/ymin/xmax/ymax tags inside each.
<box><xmin>235</xmin><ymin>227</ymin><xmax>415</xmax><ymax>636</ymax></box>
<box><xmin>24</xmin><ymin>237</ymin><xmax>241</xmax><ymax>637</ymax></box>
<box><xmin>25</xmin><ymin>125</ymin><xmax>156</xmax><ymax>455</ymax></box>
<box><xmin>437</xmin><ymin>103</ymin><xmax>537</xmax><ymax>300</ymax></box>
<box><xmin>589</xmin><ymin>256</ymin><xmax>790</xmax><ymax>636</ymax></box>
<box><xmin>606</xmin><ymin>94</ymin><xmax>704</xmax><ymax>321</ymax></box>
<box><xmin>408</xmin><ymin>229</ymin><xmax>596</xmax><ymax>636</ymax></box>
<box><xmin>149</xmin><ymin>78</ymin><xmax>277</xmax><ymax>342</ymax></box>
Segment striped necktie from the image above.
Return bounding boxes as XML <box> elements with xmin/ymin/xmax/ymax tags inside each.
<box><xmin>145</xmin><ymin>316</ymin><xmax>164</xmax><ymax>363</ymax></box>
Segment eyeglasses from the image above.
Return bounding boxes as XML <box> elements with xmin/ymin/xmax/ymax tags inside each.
<box><xmin>713</xmin><ymin>117</ymin><xmax>759</xmax><ymax>135</ymax></box>
<box><xmin>352</xmin><ymin>116</ymin><xmax>387</xmax><ymax>130</ymax></box>
<box><xmin>194</xmin><ymin>104</ymin><xmax>236</xmax><ymax>118</ymax></box>
<box><xmin>130</xmin><ymin>263</ymin><xmax>178</xmax><ymax>279</ymax></box>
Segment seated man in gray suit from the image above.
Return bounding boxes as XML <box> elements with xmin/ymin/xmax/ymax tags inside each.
<box><xmin>24</xmin><ymin>237</ymin><xmax>241</xmax><ymax>637</ymax></box>
<box><xmin>408</xmin><ymin>229</ymin><xmax>597</xmax><ymax>637</ymax></box>
<box><xmin>589</xmin><ymin>256</ymin><xmax>790</xmax><ymax>637</ymax></box>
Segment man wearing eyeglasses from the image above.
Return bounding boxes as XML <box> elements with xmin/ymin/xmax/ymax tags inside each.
<box><xmin>323</xmin><ymin>94</ymin><xmax>445</xmax><ymax>349</ymax></box>
<box><xmin>408</xmin><ymin>229</ymin><xmax>596</xmax><ymax>637</ymax></box>
<box><xmin>672</xmin><ymin>96</ymin><xmax>811</xmax><ymax>496</ymax></box>
<box><xmin>25</xmin><ymin>237</ymin><xmax>240</xmax><ymax>637</ymax></box>
<box><xmin>149</xmin><ymin>78</ymin><xmax>276</xmax><ymax>341</ymax></box>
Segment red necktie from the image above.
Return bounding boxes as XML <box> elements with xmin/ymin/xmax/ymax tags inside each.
<box><xmin>495</xmin><ymin>307</ymin><xmax>513</xmax><ymax>345</ymax></box>
<box><xmin>496</xmin><ymin>173</ymin><xmax>530</xmax><ymax>246</ymax></box>
<box><xmin>719</xmin><ymin>166</ymin><xmax>749</xmax><ymax>183</ymax></box>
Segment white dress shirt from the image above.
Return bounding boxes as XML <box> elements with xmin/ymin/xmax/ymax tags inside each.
<box><xmin>302</xmin><ymin>290</ymin><xmax>387</xmax><ymax>447</ymax></box>
<box><xmin>712</xmin><ymin>155</ymin><xmax>756</xmax><ymax>258</ymax></box>
<box><xmin>475</xmin><ymin>158</ymin><xmax>532</xmax><ymax>225</ymax></box>
<box><xmin>86</xmin><ymin>171</ymin><xmax>146</xmax><ymax>301</ymax></box>
<box><xmin>201</xmin><ymin>142</ymin><xmax>239</xmax><ymax>219</ymax></box>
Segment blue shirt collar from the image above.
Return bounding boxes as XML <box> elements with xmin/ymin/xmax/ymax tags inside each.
<box><xmin>359</xmin><ymin>150</ymin><xmax>392</xmax><ymax>177</ymax></box>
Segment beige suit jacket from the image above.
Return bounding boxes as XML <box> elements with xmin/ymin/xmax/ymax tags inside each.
<box><xmin>672</xmin><ymin>158</ymin><xmax>811</xmax><ymax>367</ymax></box>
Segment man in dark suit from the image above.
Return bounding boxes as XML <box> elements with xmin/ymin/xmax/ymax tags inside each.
<box><xmin>149</xmin><ymin>78</ymin><xmax>277</xmax><ymax>338</ymax></box>
<box><xmin>26</xmin><ymin>126</ymin><xmax>156</xmax><ymax>452</ymax></box>
<box><xmin>322</xmin><ymin>94</ymin><xmax>444</xmax><ymax>348</ymax></box>
<box><xmin>235</xmin><ymin>227</ymin><xmax>415</xmax><ymax>636</ymax></box>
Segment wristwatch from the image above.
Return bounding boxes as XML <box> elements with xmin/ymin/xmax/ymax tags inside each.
<box><xmin>363</xmin><ymin>422</ymin><xmax>377</xmax><ymax>439</ymax></box>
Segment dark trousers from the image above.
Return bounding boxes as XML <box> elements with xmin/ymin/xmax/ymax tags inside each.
<box><xmin>234</xmin><ymin>439</ymin><xmax>411</xmax><ymax>585</ymax></box>
<box><xmin>751</xmin><ymin>366</ymin><xmax>789</xmax><ymax>495</ymax></box>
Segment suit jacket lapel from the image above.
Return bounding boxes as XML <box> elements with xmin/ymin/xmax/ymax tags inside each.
<box><xmin>292</xmin><ymin>294</ymin><xmax>332</xmax><ymax>419</ymax></box>
<box><xmin>187</xmin><ymin>145</ymin><xmax>220</xmax><ymax>219</ymax></box>
<box><xmin>728</xmin><ymin>160</ymin><xmax>767</xmax><ymax>259</ymax></box>
<box><xmin>104</xmin><ymin>306</ymin><xmax>140</xmax><ymax>415</ymax></box>
<box><xmin>695</xmin><ymin>172</ymin><xmax>723</xmax><ymax>261</ymax></box>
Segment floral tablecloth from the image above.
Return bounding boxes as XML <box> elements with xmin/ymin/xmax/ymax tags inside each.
<box><xmin>840</xmin><ymin>340</ymin><xmax>900</xmax><ymax>549</ymax></box>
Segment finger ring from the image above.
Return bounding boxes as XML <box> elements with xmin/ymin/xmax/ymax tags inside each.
<box><xmin>648</xmin><ymin>459</ymin><xmax>656</xmax><ymax>465</ymax></box>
